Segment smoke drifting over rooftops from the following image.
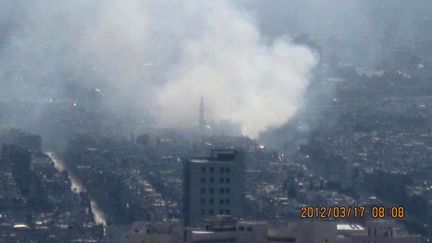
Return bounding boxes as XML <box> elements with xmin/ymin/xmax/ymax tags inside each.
<box><xmin>0</xmin><ymin>0</ymin><xmax>317</xmax><ymax>138</ymax></box>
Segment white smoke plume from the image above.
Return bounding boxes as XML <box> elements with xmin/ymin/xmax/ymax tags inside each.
<box><xmin>0</xmin><ymin>0</ymin><xmax>317</xmax><ymax>138</ymax></box>
<box><xmin>156</xmin><ymin>2</ymin><xmax>317</xmax><ymax>138</ymax></box>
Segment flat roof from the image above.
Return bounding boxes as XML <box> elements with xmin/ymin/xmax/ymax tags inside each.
<box><xmin>193</xmin><ymin>230</ymin><xmax>215</xmax><ymax>234</ymax></box>
<box><xmin>337</xmin><ymin>224</ymin><xmax>365</xmax><ymax>231</ymax></box>
<box><xmin>189</xmin><ymin>159</ymin><xmax>210</xmax><ymax>163</ymax></box>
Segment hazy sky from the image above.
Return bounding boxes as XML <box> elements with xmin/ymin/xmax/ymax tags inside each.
<box><xmin>0</xmin><ymin>0</ymin><xmax>318</xmax><ymax>138</ymax></box>
<box><xmin>0</xmin><ymin>0</ymin><xmax>430</xmax><ymax>140</ymax></box>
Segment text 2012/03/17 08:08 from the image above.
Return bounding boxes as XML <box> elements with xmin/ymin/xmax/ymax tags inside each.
<box><xmin>300</xmin><ymin>206</ymin><xmax>405</xmax><ymax>219</ymax></box>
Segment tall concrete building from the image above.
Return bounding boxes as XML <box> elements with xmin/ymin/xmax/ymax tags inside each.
<box><xmin>183</xmin><ymin>149</ymin><xmax>245</xmax><ymax>226</ymax></box>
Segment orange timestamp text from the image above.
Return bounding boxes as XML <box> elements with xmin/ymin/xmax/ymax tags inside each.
<box><xmin>300</xmin><ymin>206</ymin><xmax>405</xmax><ymax>220</ymax></box>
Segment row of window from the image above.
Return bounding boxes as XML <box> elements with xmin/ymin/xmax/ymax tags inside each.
<box><xmin>201</xmin><ymin>177</ymin><xmax>231</xmax><ymax>183</ymax></box>
<box><xmin>192</xmin><ymin>238</ymin><xmax>236</xmax><ymax>243</ymax></box>
<box><xmin>201</xmin><ymin>167</ymin><xmax>231</xmax><ymax>173</ymax></box>
<box><xmin>267</xmin><ymin>237</ymin><xmax>296</xmax><ymax>242</ymax></box>
<box><xmin>200</xmin><ymin>188</ymin><xmax>231</xmax><ymax>194</ymax></box>
<box><xmin>200</xmin><ymin>208</ymin><xmax>231</xmax><ymax>216</ymax></box>
<box><xmin>200</xmin><ymin>198</ymin><xmax>230</xmax><ymax>205</ymax></box>
<box><xmin>238</xmin><ymin>226</ymin><xmax>253</xmax><ymax>232</ymax></box>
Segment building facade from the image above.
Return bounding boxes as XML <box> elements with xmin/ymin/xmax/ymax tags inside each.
<box><xmin>183</xmin><ymin>149</ymin><xmax>245</xmax><ymax>226</ymax></box>
<box><xmin>102</xmin><ymin>219</ymin><xmax>422</xmax><ymax>243</ymax></box>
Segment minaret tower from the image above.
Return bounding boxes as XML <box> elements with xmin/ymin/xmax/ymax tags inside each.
<box><xmin>199</xmin><ymin>96</ymin><xmax>206</xmax><ymax>127</ymax></box>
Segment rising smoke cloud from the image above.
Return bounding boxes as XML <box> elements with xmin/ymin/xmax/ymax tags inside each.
<box><xmin>0</xmin><ymin>0</ymin><xmax>317</xmax><ymax>138</ymax></box>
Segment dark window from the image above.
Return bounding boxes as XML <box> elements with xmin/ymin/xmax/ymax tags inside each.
<box><xmin>246</xmin><ymin>227</ymin><xmax>252</xmax><ymax>232</ymax></box>
<box><xmin>210</xmin><ymin>178</ymin><xmax>215</xmax><ymax>183</ymax></box>
<box><xmin>225</xmin><ymin>167</ymin><xmax>230</xmax><ymax>173</ymax></box>
<box><xmin>219</xmin><ymin>178</ymin><xmax>224</xmax><ymax>183</ymax></box>
<box><xmin>201</xmin><ymin>178</ymin><xmax>206</xmax><ymax>183</ymax></box>
<box><xmin>210</xmin><ymin>167</ymin><xmax>215</xmax><ymax>173</ymax></box>
<box><xmin>239</xmin><ymin>227</ymin><xmax>245</xmax><ymax>231</ymax></box>
<box><xmin>220</xmin><ymin>167</ymin><xmax>225</xmax><ymax>173</ymax></box>
<box><xmin>201</xmin><ymin>167</ymin><xmax>206</xmax><ymax>173</ymax></box>
<box><xmin>209</xmin><ymin>188</ymin><xmax>214</xmax><ymax>194</ymax></box>
<box><xmin>200</xmin><ymin>188</ymin><xmax>205</xmax><ymax>194</ymax></box>
<box><xmin>225</xmin><ymin>188</ymin><xmax>230</xmax><ymax>193</ymax></box>
<box><xmin>225</xmin><ymin>199</ymin><xmax>230</xmax><ymax>204</ymax></box>
<box><xmin>209</xmin><ymin>198</ymin><xmax>214</xmax><ymax>204</ymax></box>
<box><xmin>200</xmin><ymin>198</ymin><xmax>205</xmax><ymax>205</ymax></box>
<box><xmin>267</xmin><ymin>237</ymin><xmax>296</xmax><ymax>242</ymax></box>
<box><xmin>219</xmin><ymin>209</ymin><xmax>224</xmax><ymax>215</ymax></box>
<box><xmin>183</xmin><ymin>230</ymin><xmax>188</xmax><ymax>242</ymax></box>
<box><xmin>219</xmin><ymin>188</ymin><xmax>225</xmax><ymax>194</ymax></box>
<box><xmin>226</xmin><ymin>178</ymin><xmax>230</xmax><ymax>183</ymax></box>
<box><xmin>219</xmin><ymin>199</ymin><xmax>224</xmax><ymax>205</ymax></box>
<box><xmin>209</xmin><ymin>209</ymin><xmax>214</xmax><ymax>215</ymax></box>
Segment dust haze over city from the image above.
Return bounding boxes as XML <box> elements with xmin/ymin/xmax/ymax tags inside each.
<box><xmin>0</xmin><ymin>0</ymin><xmax>431</xmax><ymax>242</ymax></box>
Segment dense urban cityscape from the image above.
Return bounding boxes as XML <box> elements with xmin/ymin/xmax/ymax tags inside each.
<box><xmin>1</xmin><ymin>0</ymin><xmax>432</xmax><ymax>242</ymax></box>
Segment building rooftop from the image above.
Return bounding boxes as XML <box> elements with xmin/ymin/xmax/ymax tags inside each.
<box><xmin>189</xmin><ymin>159</ymin><xmax>211</xmax><ymax>164</ymax></box>
<box><xmin>337</xmin><ymin>224</ymin><xmax>365</xmax><ymax>231</ymax></box>
<box><xmin>210</xmin><ymin>149</ymin><xmax>238</xmax><ymax>161</ymax></box>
